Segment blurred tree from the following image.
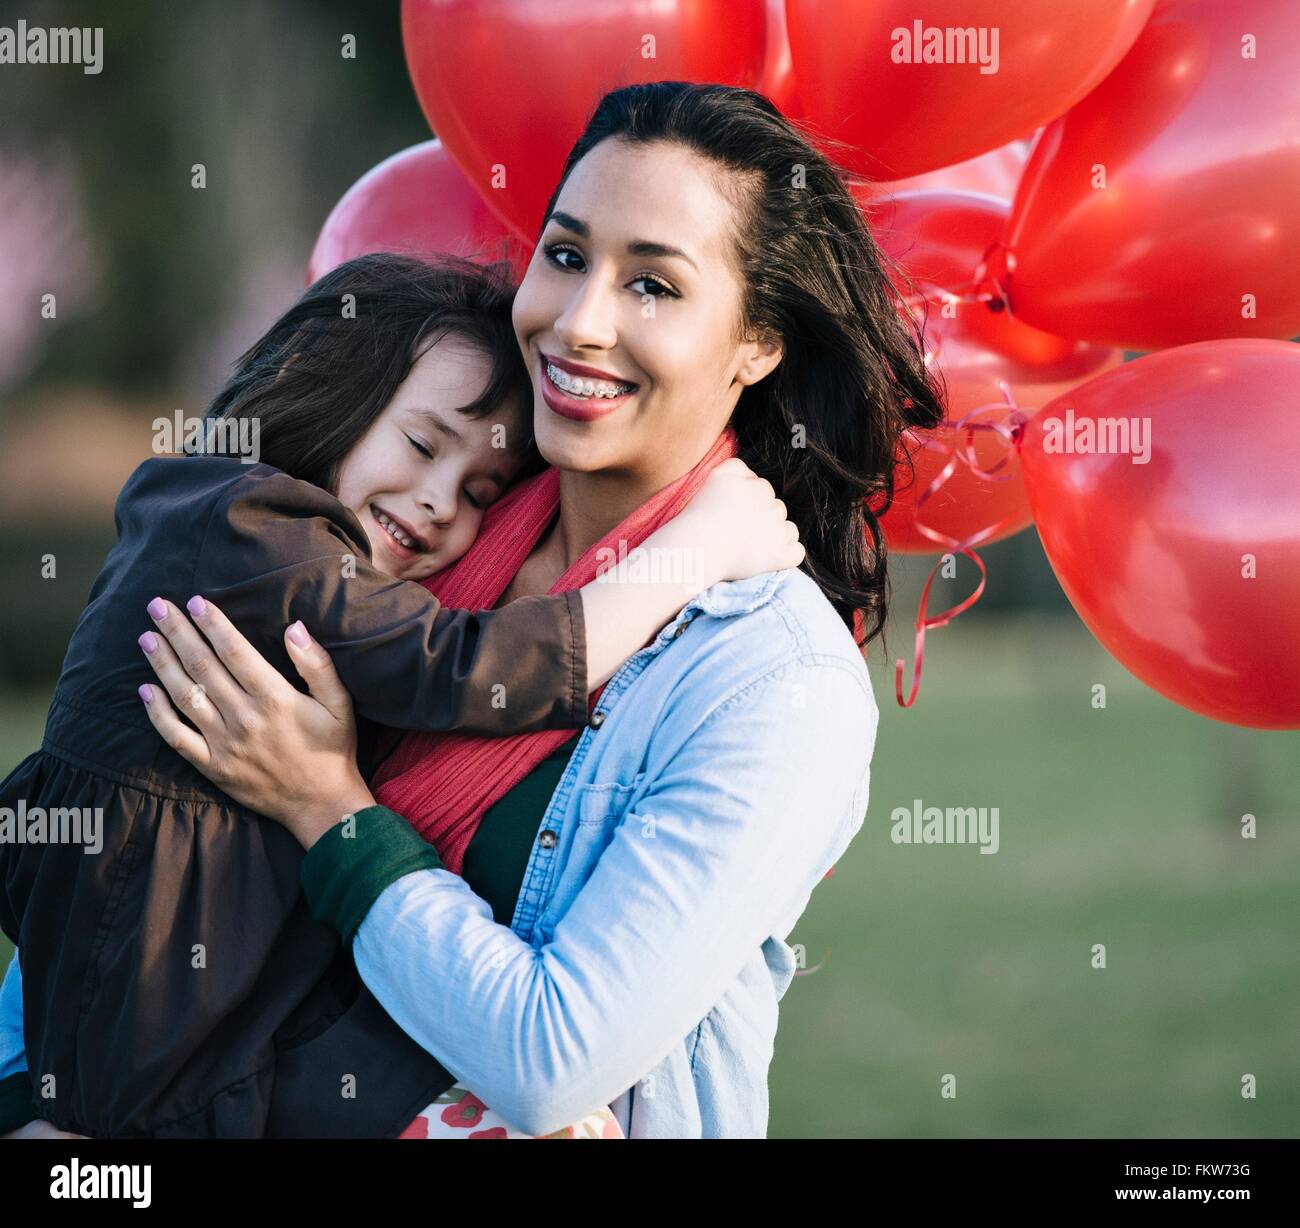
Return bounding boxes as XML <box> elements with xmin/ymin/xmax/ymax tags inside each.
<box><xmin>0</xmin><ymin>0</ymin><xmax>431</xmax><ymax>399</ymax></box>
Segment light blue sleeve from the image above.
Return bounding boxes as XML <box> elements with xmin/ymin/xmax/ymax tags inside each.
<box><xmin>351</xmin><ymin>659</ymin><xmax>875</xmax><ymax>1136</ymax></box>
<box><xmin>0</xmin><ymin>950</ymin><xmax>27</xmax><ymax>1080</ymax></box>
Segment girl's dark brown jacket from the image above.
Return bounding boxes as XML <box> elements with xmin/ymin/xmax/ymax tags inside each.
<box><xmin>0</xmin><ymin>455</ymin><xmax>588</xmax><ymax>1137</ymax></box>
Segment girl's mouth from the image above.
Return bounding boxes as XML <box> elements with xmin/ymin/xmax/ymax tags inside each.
<box><xmin>370</xmin><ymin>504</ymin><xmax>430</xmax><ymax>561</ymax></box>
<box><xmin>540</xmin><ymin>355</ymin><xmax>638</xmax><ymax>422</ymax></box>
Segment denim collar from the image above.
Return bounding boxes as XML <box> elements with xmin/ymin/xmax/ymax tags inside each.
<box><xmin>652</xmin><ymin>571</ymin><xmax>785</xmax><ymax>650</ymax></box>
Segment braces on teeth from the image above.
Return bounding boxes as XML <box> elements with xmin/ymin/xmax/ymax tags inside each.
<box><xmin>547</xmin><ymin>362</ymin><xmax>633</xmax><ymax>399</ymax></box>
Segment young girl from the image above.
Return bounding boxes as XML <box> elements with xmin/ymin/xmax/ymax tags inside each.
<box><xmin>0</xmin><ymin>252</ymin><xmax>801</xmax><ymax>1138</ymax></box>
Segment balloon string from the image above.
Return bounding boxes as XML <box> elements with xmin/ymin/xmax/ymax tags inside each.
<box><xmin>900</xmin><ymin>240</ymin><xmax>1018</xmax><ymax>319</ymax></box>
<box><xmin>894</xmin><ymin>383</ymin><xmax>1030</xmax><ymax>709</ymax></box>
<box><xmin>900</xmin><ymin>276</ymin><xmax>997</xmax><ymax>311</ymax></box>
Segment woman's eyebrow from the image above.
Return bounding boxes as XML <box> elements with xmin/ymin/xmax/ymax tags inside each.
<box><xmin>627</xmin><ymin>239</ymin><xmax>698</xmax><ymax>271</ymax></box>
<box><xmin>547</xmin><ymin>210</ymin><xmax>698</xmax><ymax>271</ymax></box>
<box><xmin>548</xmin><ymin>210</ymin><xmax>588</xmax><ymax>237</ymax></box>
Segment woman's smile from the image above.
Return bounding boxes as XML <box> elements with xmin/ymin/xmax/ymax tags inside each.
<box><xmin>511</xmin><ymin>136</ymin><xmax>784</xmax><ymax>491</ymax></box>
<box><xmin>539</xmin><ymin>351</ymin><xmax>638</xmax><ymax>422</ymax></box>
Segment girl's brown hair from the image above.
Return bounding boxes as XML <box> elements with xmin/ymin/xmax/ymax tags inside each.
<box><xmin>204</xmin><ymin>251</ymin><xmax>538</xmax><ymax>494</ymax></box>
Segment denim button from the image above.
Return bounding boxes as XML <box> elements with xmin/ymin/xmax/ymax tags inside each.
<box><xmin>589</xmin><ymin>710</ymin><xmax>605</xmax><ymax>728</ymax></box>
<box><xmin>538</xmin><ymin>830</ymin><xmax>558</xmax><ymax>849</ymax></box>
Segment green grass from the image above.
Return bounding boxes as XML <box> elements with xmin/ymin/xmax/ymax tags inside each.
<box><xmin>770</xmin><ymin>614</ymin><xmax>1300</xmax><ymax>1137</ymax></box>
<box><xmin>3</xmin><ymin>614</ymin><xmax>1298</xmax><ymax>1137</ymax></box>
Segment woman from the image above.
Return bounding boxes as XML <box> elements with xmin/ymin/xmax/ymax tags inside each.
<box><xmin>7</xmin><ymin>81</ymin><xmax>944</xmax><ymax>1137</ymax></box>
<box><xmin>0</xmin><ymin>251</ymin><xmax>798</xmax><ymax>1140</ymax></box>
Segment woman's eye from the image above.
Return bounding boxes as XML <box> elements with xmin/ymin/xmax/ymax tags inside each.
<box><xmin>463</xmin><ymin>490</ymin><xmax>486</xmax><ymax>511</ymax></box>
<box><xmin>544</xmin><ymin>244</ymin><xmax>584</xmax><ymax>272</ymax></box>
<box><xmin>630</xmin><ymin>274</ymin><xmax>678</xmax><ymax>299</ymax></box>
<box><xmin>406</xmin><ymin>434</ymin><xmax>433</xmax><ymax>459</ymax></box>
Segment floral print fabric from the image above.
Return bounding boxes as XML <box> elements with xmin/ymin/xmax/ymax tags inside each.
<box><xmin>399</xmin><ymin>1085</ymin><xmax>624</xmax><ymax>1139</ymax></box>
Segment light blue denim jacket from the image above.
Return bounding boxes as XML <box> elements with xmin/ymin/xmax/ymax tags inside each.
<box><xmin>0</xmin><ymin>567</ymin><xmax>878</xmax><ymax>1138</ymax></box>
<box><xmin>0</xmin><ymin>951</ymin><xmax>23</xmax><ymax>1084</ymax></box>
<box><xmin>351</xmin><ymin>567</ymin><xmax>877</xmax><ymax>1138</ymax></box>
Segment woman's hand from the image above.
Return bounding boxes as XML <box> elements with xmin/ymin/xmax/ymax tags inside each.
<box><xmin>136</xmin><ymin>596</ymin><xmax>376</xmax><ymax>847</ymax></box>
<box><xmin>673</xmin><ymin>457</ymin><xmax>804</xmax><ymax>583</ymax></box>
<box><xmin>2</xmin><ymin>1120</ymin><xmax>89</xmax><ymax>1139</ymax></box>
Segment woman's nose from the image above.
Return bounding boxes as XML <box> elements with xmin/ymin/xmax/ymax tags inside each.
<box><xmin>553</xmin><ymin>276</ymin><xmax>618</xmax><ymax>351</ymax></box>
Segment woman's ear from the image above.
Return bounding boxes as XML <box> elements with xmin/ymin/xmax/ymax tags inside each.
<box><xmin>736</xmin><ymin>335</ymin><xmax>783</xmax><ymax>387</ymax></box>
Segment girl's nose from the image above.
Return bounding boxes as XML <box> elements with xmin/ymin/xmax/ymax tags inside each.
<box><xmin>553</xmin><ymin>276</ymin><xmax>618</xmax><ymax>352</ymax></box>
<box><xmin>419</xmin><ymin>487</ymin><xmax>455</xmax><ymax>529</ymax></box>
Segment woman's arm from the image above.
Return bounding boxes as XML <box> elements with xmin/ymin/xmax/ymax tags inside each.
<box><xmin>133</xmin><ymin>608</ymin><xmax>875</xmax><ymax>1136</ymax></box>
<box><xmin>340</xmin><ymin>662</ymin><xmax>874</xmax><ymax>1135</ymax></box>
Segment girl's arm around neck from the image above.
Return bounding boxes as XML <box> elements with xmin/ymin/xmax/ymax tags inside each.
<box><xmin>198</xmin><ymin>467</ymin><xmax>590</xmax><ymax>735</ymax></box>
<box><xmin>575</xmin><ymin>457</ymin><xmax>806</xmax><ymax>690</ymax></box>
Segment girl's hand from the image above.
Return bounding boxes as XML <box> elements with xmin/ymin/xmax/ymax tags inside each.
<box><xmin>674</xmin><ymin>457</ymin><xmax>804</xmax><ymax>582</ymax></box>
<box><xmin>2</xmin><ymin>1120</ymin><xmax>89</xmax><ymax>1139</ymax></box>
<box><xmin>136</xmin><ymin>597</ymin><xmax>376</xmax><ymax>847</ymax></box>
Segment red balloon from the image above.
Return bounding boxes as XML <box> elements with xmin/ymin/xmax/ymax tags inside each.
<box><xmin>1020</xmin><ymin>339</ymin><xmax>1300</xmax><ymax>729</ymax></box>
<box><xmin>786</xmin><ymin>0</ymin><xmax>1155</xmax><ymax>180</ymax></box>
<box><xmin>869</xmin><ymin>136</ymin><xmax>1032</xmax><ymax>203</ymax></box>
<box><xmin>401</xmin><ymin>0</ymin><xmax>767</xmax><ymax>239</ymax></box>
<box><xmin>759</xmin><ymin>0</ymin><xmax>800</xmax><ymax>116</ymax></box>
<box><xmin>1000</xmin><ymin>0</ymin><xmax>1300</xmax><ymax>349</ymax></box>
<box><xmin>866</xmin><ymin>191</ymin><xmax>1123</xmax><ymax>553</ymax></box>
<box><xmin>307</xmin><ymin>141</ymin><xmax>528</xmax><ymax>286</ymax></box>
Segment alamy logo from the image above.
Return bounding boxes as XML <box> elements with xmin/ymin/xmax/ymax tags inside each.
<box><xmin>0</xmin><ymin>21</ymin><xmax>103</xmax><ymax>74</ymax></box>
<box><xmin>1041</xmin><ymin>407</ymin><xmax>1152</xmax><ymax>464</ymax></box>
<box><xmin>0</xmin><ymin>801</ymin><xmax>103</xmax><ymax>854</ymax></box>
<box><xmin>153</xmin><ymin>411</ymin><xmax>261</xmax><ymax>464</ymax></box>
<box><xmin>50</xmin><ymin>1160</ymin><xmax>151</xmax><ymax>1208</ymax></box>
<box><xmin>594</xmin><ymin>538</ymin><xmax>709</xmax><ymax>588</ymax></box>
<box><xmin>891</xmin><ymin>21</ymin><xmax>999</xmax><ymax>74</ymax></box>
<box><xmin>891</xmin><ymin>798</ymin><xmax>1000</xmax><ymax>854</ymax></box>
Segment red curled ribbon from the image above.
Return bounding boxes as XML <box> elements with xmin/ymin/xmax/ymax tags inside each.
<box><xmin>886</xmin><ymin>242</ymin><xmax>1031</xmax><ymax>708</ymax></box>
<box><xmin>893</xmin><ymin>380</ymin><xmax>1030</xmax><ymax>708</ymax></box>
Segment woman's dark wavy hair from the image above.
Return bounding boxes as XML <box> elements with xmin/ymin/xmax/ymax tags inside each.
<box><xmin>204</xmin><ymin>251</ymin><xmax>539</xmax><ymax>495</ymax></box>
<box><xmin>543</xmin><ymin>82</ymin><xmax>946</xmax><ymax>649</ymax></box>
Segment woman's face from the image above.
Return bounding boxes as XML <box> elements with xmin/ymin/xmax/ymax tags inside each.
<box><xmin>333</xmin><ymin>335</ymin><xmax>526</xmax><ymax>581</ymax></box>
<box><xmin>511</xmin><ymin>137</ymin><xmax>782</xmax><ymax>489</ymax></box>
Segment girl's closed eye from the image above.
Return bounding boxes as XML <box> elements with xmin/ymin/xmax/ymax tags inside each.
<box><xmin>406</xmin><ymin>433</ymin><xmax>434</xmax><ymax>459</ymax></box>
<box><xmin>464</xmin><ymin>477</ymin><xmax>506</xmax><ymax>511</ymax></box>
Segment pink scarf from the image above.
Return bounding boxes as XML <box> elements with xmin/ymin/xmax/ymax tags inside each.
<box><xmin>372</xmin><ymin>427</ymin><xmax>739</xmax><ymax>873</ymax></box>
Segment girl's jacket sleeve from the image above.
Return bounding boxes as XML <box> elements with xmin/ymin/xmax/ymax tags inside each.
<box><xmin>185</xmin><ymin>463</ymin><xmax>589</xmax><ymax>736</ymax></box>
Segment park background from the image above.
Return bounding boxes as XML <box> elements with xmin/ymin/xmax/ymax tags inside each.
<box><xmin>0</xmin><ymin>1</ymin><xmax>1296</xmax><ymax>1137</ymax></box>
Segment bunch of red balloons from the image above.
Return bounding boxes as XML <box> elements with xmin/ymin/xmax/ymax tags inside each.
<box><xmin>309</xmin><ymin>0</ymin><xmax>1299</xmax><ymax>728</ymax></box>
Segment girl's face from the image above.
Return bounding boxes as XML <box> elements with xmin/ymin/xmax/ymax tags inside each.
<box><xmin>334</xmin><ymin>335</ymin><xmax>527</xmax><ymax>580</ymax></box>
<box><xmin>511</xmin><ymin>138</ymin><xmax>782</xmax><ymax>490</ymax></box>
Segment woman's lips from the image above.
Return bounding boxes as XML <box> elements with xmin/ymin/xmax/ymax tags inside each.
<box><xmin>539</xmin><ymin>356</ymin><xmax>637</xmax><ymax>422</ymax></box>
